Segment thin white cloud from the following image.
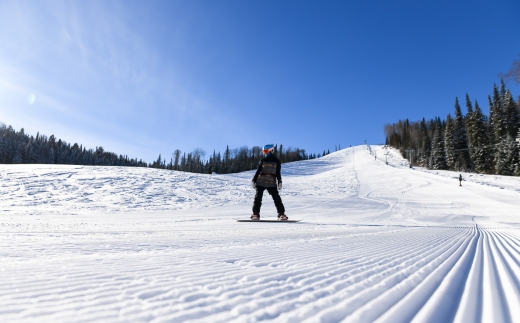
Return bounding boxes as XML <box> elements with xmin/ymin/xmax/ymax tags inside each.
<box><xmin>0</xmin><ymin>0</ymin><xmax>248</xmax><ymax>161</ymax></box>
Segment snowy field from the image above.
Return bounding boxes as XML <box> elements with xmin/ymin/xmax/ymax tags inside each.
<box><xmin>1</xmin><ymin>145</ymin><xmax>520</xmax><ymax>322</ymax></box>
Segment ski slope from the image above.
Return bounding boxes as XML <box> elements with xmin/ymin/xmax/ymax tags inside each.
<box><xmin>1</xmin><ymin>145</ymin><xmax>520</xmax><ymax>322</ymax></box>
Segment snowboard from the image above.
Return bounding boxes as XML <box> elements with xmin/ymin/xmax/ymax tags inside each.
<box><xmin>236</xmin><ymin>219</ymin><xmax>301</xmax><ymax>223</ymax></box>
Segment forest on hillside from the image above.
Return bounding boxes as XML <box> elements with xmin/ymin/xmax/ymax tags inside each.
<box><xmin>148</xmin><ymin>144</ymin><xmax>328</xmax><ymax>174</ymax></box>
<box><xmin>0</xmin><ymin>123</ymin><xmax>328</xmax><ymax>174</ymax></box>
<box><xmin>0</xmin><ymin>124</ymin><xmax>148</xmax><ymax>168</ymax></box>
<box><xmin>385</xmin><ymin>81</ymin><xmax>520</xmax><ymax>176</ymax></box>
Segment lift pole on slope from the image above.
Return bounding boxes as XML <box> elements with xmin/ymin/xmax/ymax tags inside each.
<box><xmin>405</xmin><ymin>148</ymin><xmax>415</xmax><ymax>168</ymax></box>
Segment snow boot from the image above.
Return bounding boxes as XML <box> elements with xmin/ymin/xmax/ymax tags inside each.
<box><xmin>251</xmin><ymin>213</ymin><xmax>260</xmax><ymax>221</ymax></box>
<box><xmin>278</xmin><ymin>214</ymin><xmax>288</xmax><ymax>221</ymax></box>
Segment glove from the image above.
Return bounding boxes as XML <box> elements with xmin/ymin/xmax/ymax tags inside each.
<box><xmin>251</xmin><ymin>181</ymin><xmax>256</xmax><ymax>189</ymax></box>
<box><xmin>278</xmin><ymin>181</ymin><xmax>282</xmax><ymax>190</ymax></box>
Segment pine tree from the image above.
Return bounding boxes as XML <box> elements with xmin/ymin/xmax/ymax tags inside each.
<box><xmin>224</xmin><ymin>145</ymin><xmax>230</xmax><ymax>172</ymax></box>
<box><xmin>0</xmin><ymin>136</ymin><xmax>5</xmax><ymax>163</ymax></box>
<box><xmin>173</xmin><ymin>149</ymin><xmax>181</xmax><ymax>170</ymax></box>
<box><xmin>469</xmin><ymin>101</ymin><xmax>491</xmax><ymax>173</ymax></box>
<box><xmin>417</xmin><ymin>119</ymin><xmax>430</xmax><ymax>166</ymax></box>
<box><xmin>13</xmin><ymin>145</ymin><xmax>22</xmax><ymax>164</ymax></box>
<box><xmin>430</xmin><ymin>121</ymin><xmax>447</xmax><ymax>170</ymax></box>
<box><xmin>465</xmin><ymin>94</ymin><xmax>475</xmax><ymax>153</ymax></box>
<box><xmin>444</xmin><ymin>115</ymin><xmax>457</xmax><ymax>170</ymax></box>
<box><xmin>26</xmin><ymin>140</ymin><xmax>38</xmax><ymax>163</ymax></box>
<box><xmin>503</xmin><ymin>90</ymin><xmax>519</xmax><ymax>139</ymax></box>
<box><xmin>489</xmin><ymin>84</ymin><xmax>505</xmax><ymax>143</ymax></box>
<box><xmin>180</xmin><ymin>153</ymin><xmax>186</xmax><ymax>171</ymax></box>
<box><xmin>514</xmin><ymin>131</ymin><xmax>520</xmax><ymax>176</ymax></box>
<box><xmin>495</xmin><ymin>134</ymin><xmax>518</xmax><ymax>175</ymax></box>
<box><xmin>453</xmin><ymin>97</ymin><xmax>471</xmax><ymax>170</ymax></box>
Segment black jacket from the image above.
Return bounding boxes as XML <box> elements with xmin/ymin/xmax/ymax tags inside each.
<box><xmin>253</xmin><ymin>154</ymin><xmax>282</xmax><ymax>187</ymax></box>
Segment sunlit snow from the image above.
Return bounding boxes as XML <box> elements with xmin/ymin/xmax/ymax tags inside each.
<box><xmin>1</xmin><ymin>145</ymin><xmax>519</xmax><ymax>322</ymax></box>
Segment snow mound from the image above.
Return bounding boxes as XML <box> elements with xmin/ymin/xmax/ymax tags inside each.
<box><xmin>0</xmin><ymin>149</ymin><xmax>360</xmax><ymax>216</ymax></box>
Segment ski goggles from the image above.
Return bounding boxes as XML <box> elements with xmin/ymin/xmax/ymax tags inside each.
<box><xmin>263</xmin><ymin>149</ymin><xmax>273</xmax><ymax>154</ymax></box>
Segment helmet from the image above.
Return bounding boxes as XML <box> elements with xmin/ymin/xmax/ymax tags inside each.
<box><xmin>262</xmin><ymin>144</ymin><xmax>274</xmax><ymax>156</ymax></box>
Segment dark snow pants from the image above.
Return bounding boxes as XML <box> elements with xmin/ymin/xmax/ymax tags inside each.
<box><xmin>252</xmin><ymin>186</ymin><xmax>285</xmax><ymax>214</ymax></box>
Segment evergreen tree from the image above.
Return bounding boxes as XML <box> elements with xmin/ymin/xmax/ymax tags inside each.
<box><xmin>430</xmin><ymin>121</ymin><xmax>447</xmax><ymax>170</ymax></box>
<box><xmin>224</xmin><ymin>145</ymin><xmax>230</xmax><ymax>172</ymax></box>
<box><xmin>489</xmin><ymin>84</ymin><xmax>505</xmax><ymax>143</ymax></box>
<box><xmin>180</xmin><ymin>153</ymin><xmax>186</xmax><ymax>171</ymax></box>
<box><xmin>444</xmin><ymin>115</ymin><xmax>457</xmax><ymax>170</ymax></box>
<box><xmin>173</xmin><ymin>149</ymin><xmax>181</xmax><ymax>170</ymax></box>
<box><xmin>469</xmin><ymin>101</ymin><xmax>491</xmax><ymax>173</ymax></box>
<box><xmin>26</xmin><ymin>139</ymin><xmax>38</xmax><ymax>163</ymax></box>
<box><xmin>0</xmin><ymin>136</ymin><xmax>5</xmax><ymax>163</ymax></box>
<box><xmin>417</xmin><ymin>119</ymin><xmax>430</xmax><ymax>166</ymax></box>
<box><xmin>13</xmin><ymin>145</ymin><xmax>22</xmax><ymax>164</ymax></box>
<box><xmin>48</xmin><ymin>147</ymin><xmax>55</xmax><ymax>164</ymax></box>
<box><xmin>503</xmin><ymin>90</ymin><xmax>519</xmax><ymax>139</ymax></box>
<box><xmin>495</xmin><ymin>134</ymin><xmax>518</xmax><ymax>175</ymax></box>
<box><xmin>514</xmin><ymin>131</ymin><xmax>520</xmax><ymax>176</ymax></box>
<box><xmin>465</xmin><ymin>94</ymin><xmax>475</xmax><ymax>155</ymax></box>
<box><xmin>453</xmin><ymin>97</ymin><xmax>471</xmax><ymax>170</ymax></box>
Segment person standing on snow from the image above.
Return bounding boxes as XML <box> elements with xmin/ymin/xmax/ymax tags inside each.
<box><xmin>459</xmin><ymin>174</ymin><xmax>462</xmax><ymax>186</ymax></box>
<box><xmin>251</xmin><ymin>144</ymin><xmax>287</xmax><ymax>221</ymax></box>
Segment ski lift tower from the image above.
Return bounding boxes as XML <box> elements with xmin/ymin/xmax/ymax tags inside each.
<box><xmin>405</xmin><ymin>148</ymin><xmax>415</xmax><ymax>168</ymax></box>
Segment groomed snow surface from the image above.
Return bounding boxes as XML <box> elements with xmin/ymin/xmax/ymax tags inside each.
<box><xmin>1</xmin><ymin>145</ymin><xmax>520</xmax><ymax>323</ymax></box>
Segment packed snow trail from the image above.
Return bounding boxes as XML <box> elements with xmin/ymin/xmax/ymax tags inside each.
<box><xmin>1</xmin><ymin>145</ymin><xmax>519</xmax><ymax>322</ymax></box>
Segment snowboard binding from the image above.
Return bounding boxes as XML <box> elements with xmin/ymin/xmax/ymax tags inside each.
<box><xmin>278</xmin><ymin>214</ymin><xmax>288</xmax><ymax>221</ymax></box>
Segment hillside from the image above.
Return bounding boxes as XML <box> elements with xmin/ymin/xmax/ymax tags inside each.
<box><xmin>1</xmin><ymin>145</ymin><xmax>519</xmax><ymax>322</ymax></box>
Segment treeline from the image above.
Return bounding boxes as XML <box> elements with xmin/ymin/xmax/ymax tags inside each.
<box><xmin>1</xmin><ymin>122</ymin><xmax>331</xmax><ymax>173</ymax></box>
<box><xmin>0</xmin><ymin>123</ymin><xmax>148</xmax><ymax>167</ymax></box>
<box><xmin>385</xmin><ymin>81</ymin><xmax>520</xmax><ymax>176</ymax></box>
<box><xmin>149</xmin><ymin>144</ymin><xmax>331</xmax><ymax>174</ymax></box>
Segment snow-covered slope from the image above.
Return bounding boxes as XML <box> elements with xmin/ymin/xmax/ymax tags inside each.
<box><xmin>1</xmin><ymin>145</ymin><xmax>519</xmax><ymax>322</ymax></box>
<box><xmin>0</xmin><ymin>149</ymin><xmax>358</xmax><ymax>216</ymax></box>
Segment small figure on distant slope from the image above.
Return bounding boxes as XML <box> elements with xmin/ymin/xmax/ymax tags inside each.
<box><xmin>251</xmin><ymin>144</ymin><xmax>287</xmax><ymax>221</ymax></box>
<box><xmin>459</xmin><ymin>174</ymin><xmax>462</xmax><ymax>187</ymax></box>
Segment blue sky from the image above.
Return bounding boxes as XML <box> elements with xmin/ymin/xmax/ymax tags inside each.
<box><xmin>1</xmin><ymin>0</ymin><xmax>519</xmax><ymax>162</ymax></box>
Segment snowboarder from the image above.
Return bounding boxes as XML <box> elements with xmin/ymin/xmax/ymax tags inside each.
<box><xmin>459</xmin><ymin>174</ymin><xmax>462</xmax><ymax>186</ymax></box>
<box><xmin>251</xmin><ymin>144</ymin><xmax>287</xmax><ymax>221</ymax></box>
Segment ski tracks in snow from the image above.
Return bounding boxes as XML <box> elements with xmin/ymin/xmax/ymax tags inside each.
<box><xmin>1</xmin><ymin>223</ymin><xmax>520</xmax><ymax>322</ymax></box>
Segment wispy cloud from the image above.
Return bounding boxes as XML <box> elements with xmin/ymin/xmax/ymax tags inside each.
<box><xmin>0</xmin><ymin>0</ymin><xmax>233</xmax><ymax>160</ymax></box>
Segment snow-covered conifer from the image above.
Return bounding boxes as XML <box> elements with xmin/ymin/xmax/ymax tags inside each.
<box><xmin>489</xmin><ymin>84</ymin><xmax>505</xmax><ymax>143</ymax></box>
<box><xmin>417</xmin><ymin>119</ymin><xmax>430</xmax><ymax>166</ymax></box>
<box><xmin>503</xmin><ymin>90</ymin><xmax>519</xmax><ymax>139</ymax></box>
<box><xmin>430</xmin><ymin>121</ymin><xmax>447</xmax><ymax>170</ymax></box>
<box><xmin>494</xmin><ymin>134</ymin><xmax>518</xmax><ymax>175</ymax></box>
<box><xmin>26</xmin><ymin>139</ymin><xmax>38</xmax><ymax>163</ymax></box>
<box><xmin>444</xmin><ymin>115</ymin><xmax>457</xmax><ymax>170</ymax></box>
<box><xmin>469</xmin><ymin>101</ymin><xmax>491</xmax><ymax>173</ymax></box>
<box><xmin>0</xmin><ymin>136</ymin><xmax>4</xmax><ymax>163</ymax></box>
<box><xmin>515</xmin><ymin>132</ymin><xmax>520</xmax><ymax>176</ymax></box>
<box><xmin>465</xmin><ymin>94</ymin><xmax>475</xmax><ymax>153</ymax></box>
<box><xmin>13</xmin><ymin>146</ymin><xmax>22</xmax><ymax>164</ymax></box>
<box><xmin>453</xmin><ymin>98</ymin><xmax>471</xmax><ymax>170</ymax></box>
